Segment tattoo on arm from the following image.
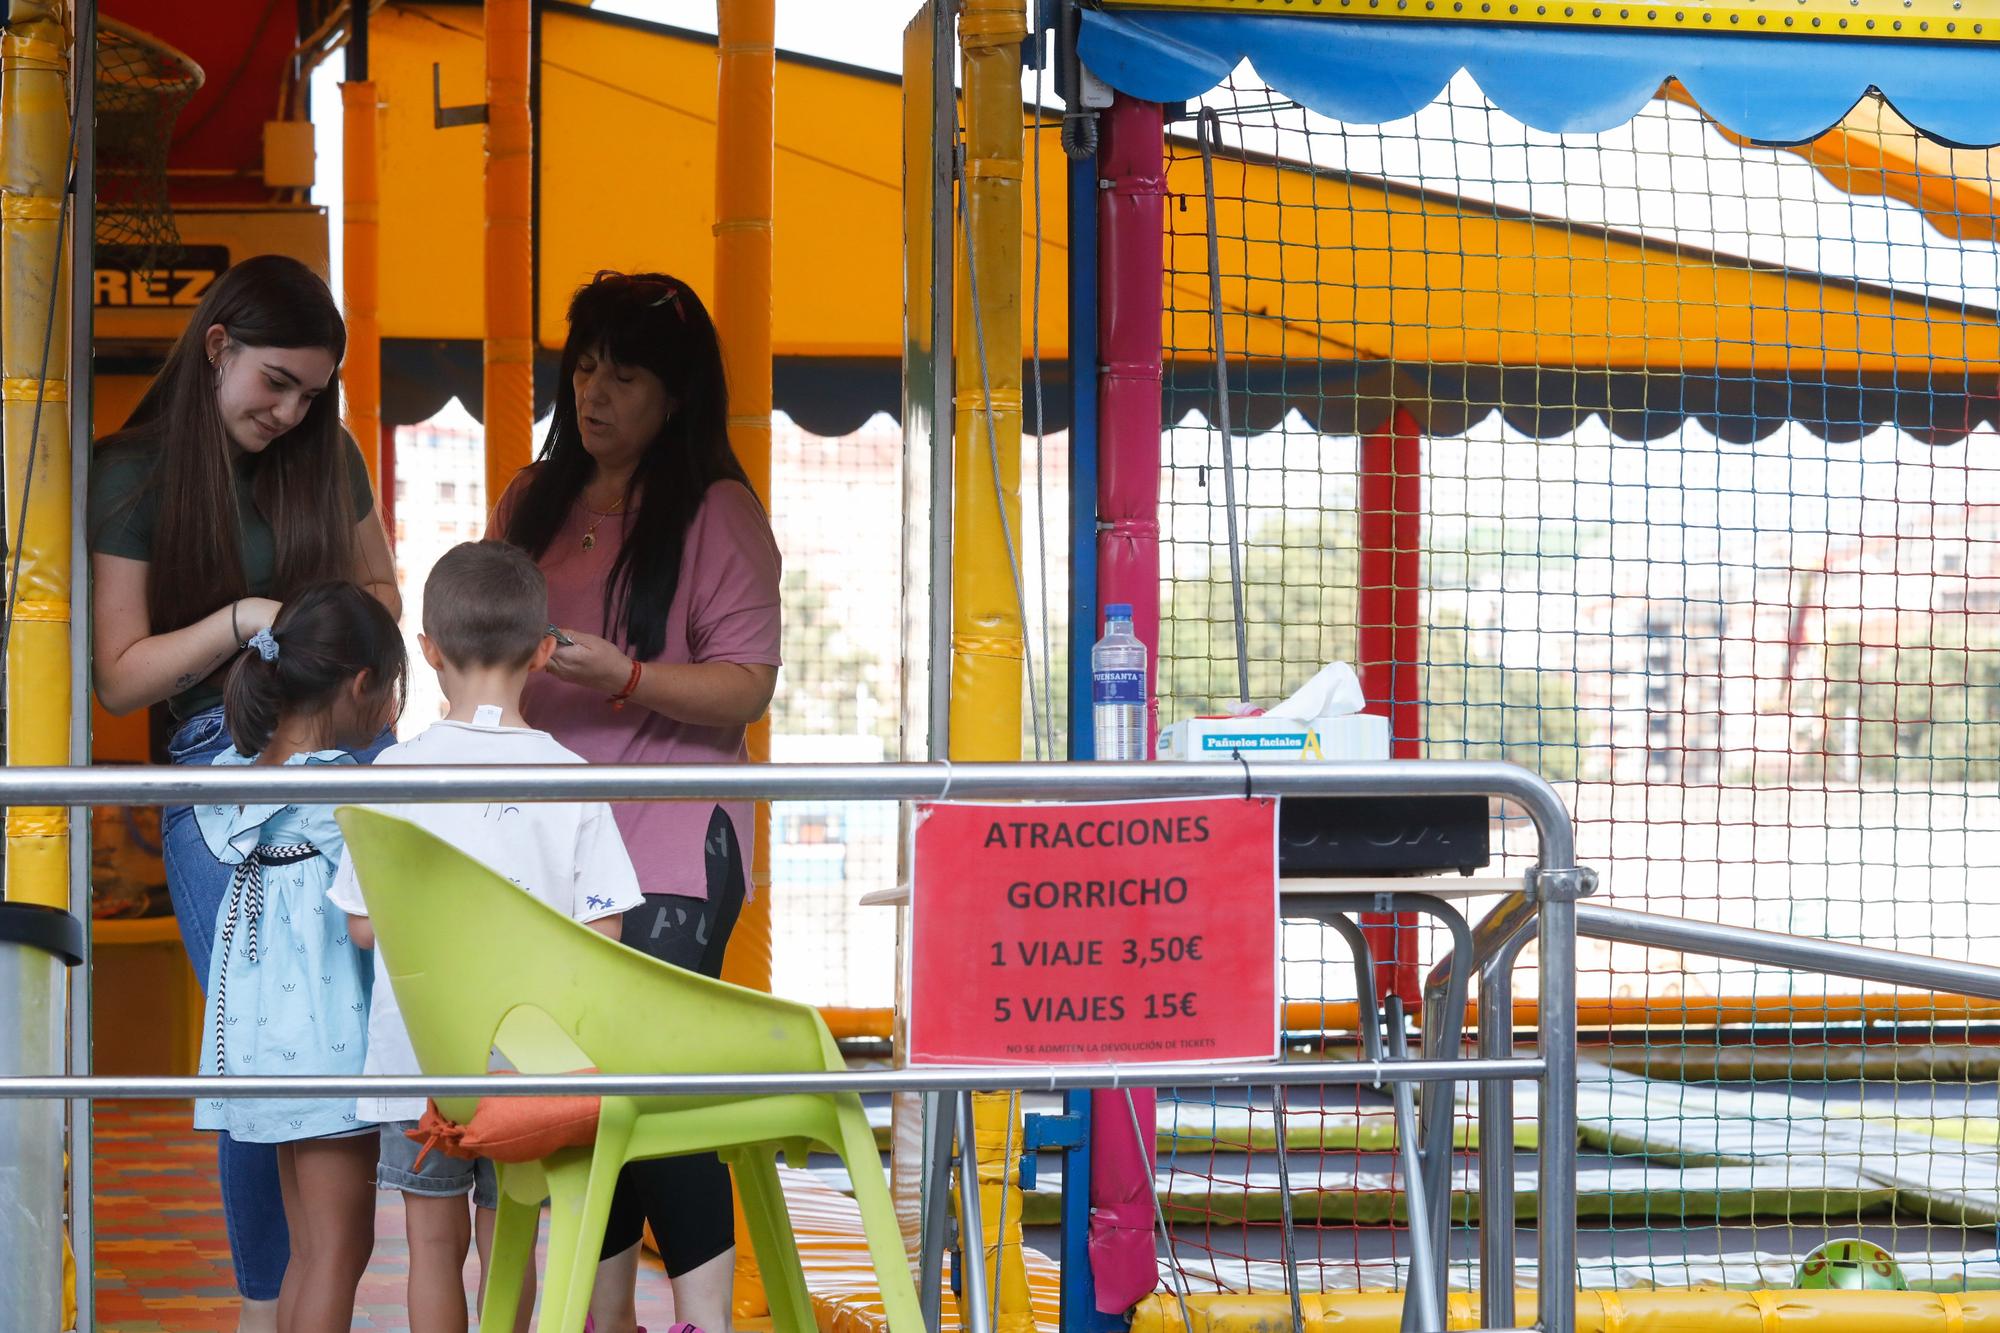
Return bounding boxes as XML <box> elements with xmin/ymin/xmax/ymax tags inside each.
<box><xmin>173</xmin><ymin>643</ymin><xmax>239</xmax><ymax>695</ymax></box>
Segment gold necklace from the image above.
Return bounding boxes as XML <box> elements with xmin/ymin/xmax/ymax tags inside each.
<box><xmin>581</xmin><ymin>494</ymin><xmax>626</xmax><ymax>551</ymax></box>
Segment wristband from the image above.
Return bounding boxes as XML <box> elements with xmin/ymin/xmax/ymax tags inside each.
<box><xmin>230</xmin><ymin>600</ymin><xmax>242</xmax><ymax>646</ymax></box>
<box><xmin>610</xmin><ymin>658</ymin><xmax>644</xmax><ymax>710</ymax></box>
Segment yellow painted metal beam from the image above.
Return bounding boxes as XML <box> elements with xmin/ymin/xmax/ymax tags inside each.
<box><xmin>712</xmin><ymin>0</ymin><xmax>777</xmax><ymax>1319</ymax></box>
<box><xmin>1103</xmin><ymin>0</ymin><xmax>2000</xmax><ymax>43</ymax></box>
<box><xmin>483</xmin><ymin>0</ymin><xmax>534</xmax><ymax>506</ymax></box>
<box><xmin>816</xmin><ymin>989</ymin><xmax>2000</xmax><ymax>1041</ymax></box>
<box><xmin>888</xmin><ymin>2</ymin><xmax>942</xmax><ymax>1270</ymax></box>
<box><xmin>1</xmin><ymin>2</ymin><xmax>72</xmax><ymax>909</ymax></box>
<box><xmin>342</xmin><ymin>80</ymin><xmax>383</xmax><ymax>484</ymax></box>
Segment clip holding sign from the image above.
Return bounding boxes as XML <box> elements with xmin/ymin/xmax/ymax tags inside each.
<box><xmin>1231</xmin><ymin>748</ymin><xmax>1254</xmax><ymax>801</ymax></box>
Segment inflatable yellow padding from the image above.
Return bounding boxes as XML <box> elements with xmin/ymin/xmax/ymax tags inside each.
<box><xmin>949</xmin><ymin>3</ymin><xmax>1033</xmax><ymax>1333</ymax></box>
<box><xmin>1132</xmin><ymin>1289</ymin><xmax>2000</xmax><ymax>1333</ymax></box>
<box><xmin>1</xmin><ymin>0</ymin><xmax>72</xmax><ymax>909</ymax></box>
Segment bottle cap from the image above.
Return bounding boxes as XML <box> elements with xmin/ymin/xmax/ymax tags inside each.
<box><xmin>1105</xmin><ymin>603</ymin><xmax>1132</xmax><ymax>619</ymax></box>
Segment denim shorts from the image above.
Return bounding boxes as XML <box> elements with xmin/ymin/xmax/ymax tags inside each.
<box><xmin>376</xmin><ymin>1120</ymin><xmax>498</xmax><ymax>1210</ymax></box>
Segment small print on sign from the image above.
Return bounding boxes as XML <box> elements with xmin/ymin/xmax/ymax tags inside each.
<box><xmin>907</xmin><ymin>796</ymin><xmax>1279</xmax><ymax>1066</ymax></box>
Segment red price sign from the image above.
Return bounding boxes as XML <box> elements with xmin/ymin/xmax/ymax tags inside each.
<box><xmin>908</xmin><ymin>796</ymin><xmax>1279</xmax><ymax>1066</ymax></box>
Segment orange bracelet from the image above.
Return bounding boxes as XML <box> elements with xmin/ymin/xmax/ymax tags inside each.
<box><xmin>610</xmin><ymin>658</ymin><xmax>644</xmax><ymax>710</ymax></box>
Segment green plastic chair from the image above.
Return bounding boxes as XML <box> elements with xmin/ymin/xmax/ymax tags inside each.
<box><xmin>335</xmin><ymin>806</ymin><xmax>922</xmax><ymax>1333</ymax></box>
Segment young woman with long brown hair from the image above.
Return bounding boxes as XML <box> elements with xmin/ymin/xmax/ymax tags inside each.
<box><xmin>88</xmin><ymin>253</ymin><xmax>399</xmax><ymax>1332</ymax></box>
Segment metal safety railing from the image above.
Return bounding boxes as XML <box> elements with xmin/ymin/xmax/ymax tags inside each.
<box><xmin>12</xmin><ymin>759</ymin><xmax>2000</xmax><ymax>1332</ymax></box>
<box><xmin>1416</xmin><ymin>867</ymin><xmax>2000</xmax><ymax>1333</ymax></box>
<box><xmin>0</xmin><ymin>758</ymin><xmax>1584</xmax><ymax>1333</ymax></box>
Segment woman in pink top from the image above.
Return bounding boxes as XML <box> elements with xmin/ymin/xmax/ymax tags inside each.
<box><xmin>492</xmin><ymin>271</ymin><xmax>781</xmax><ymax>1333</ymax></box>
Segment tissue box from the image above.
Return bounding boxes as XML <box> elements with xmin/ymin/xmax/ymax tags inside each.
<box><xmin>1157</xmin><ymin>713</ymin><xmax>1390</xmax><ymax>762</ymax></box>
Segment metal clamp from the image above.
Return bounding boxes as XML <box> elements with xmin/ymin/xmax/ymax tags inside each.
<box><xmin>1018</xmin><ymin>1110</ymin><xmax>1084</xmax><ymax>1190</ymax></box>
<box><xmin>1526</xmin><ymin>865</ymin><xmax>1599</xmax><ymax>902</ymax></box>
<box><xmin>432</xmin><ymin>63</ymin><xmax>488</xmax><ymax>129</ymax></box>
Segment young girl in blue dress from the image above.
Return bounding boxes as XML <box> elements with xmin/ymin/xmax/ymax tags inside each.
<box><xmin>194</xmin><ymin>580</ymin><xmax>406</xmax><ymax>1333</ymax></box>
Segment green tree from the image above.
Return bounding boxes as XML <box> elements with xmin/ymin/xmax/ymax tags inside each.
<box><xmin>1159</xmin><ymin>510</ymin><xmax>1361</xmax><ymax>717</ymax></box>
<box><xmin>1812</xmin><ymin>626</ymin><xmax>2000</xmax><ymax>786</ymax></box>
<box><xmin>1422</xmin><ymin>611</ymin><xmax>1591</xmax><ymax>781</ymax></box>
<box><xmin>1157</xmin><ymin>512</ymin><xmax>1593</xmax><ymax>781</ymax></box>
<box><xmin>775</xmin><ymin>568</ymin><xmax>897</xmax><ymax>748</ymax></box>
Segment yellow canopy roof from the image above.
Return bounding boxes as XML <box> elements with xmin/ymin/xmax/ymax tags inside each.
<box><xmin>371</xmin><ymin>2</ymin><xmax>2000</xmax><ymax>442</ymax></box>
<box><xmin>374</xmin><ymin>3</ymin><xmax>928</xmax><ymax>358</ymax></box>
<box><xmin>1667</xmin><ymin>82</ymin><xmax>2000</xmax><ymax>245</ymax></box>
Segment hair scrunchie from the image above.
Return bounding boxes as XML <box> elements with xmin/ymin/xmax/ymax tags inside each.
<box><xmin>247</xmin><ymin>627</ymin><xmax>281</xmax><ymax>662</ymax></box>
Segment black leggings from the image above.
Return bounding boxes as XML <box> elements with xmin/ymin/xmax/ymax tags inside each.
<box><xmin>601</xmin><ymin>804</ymin><xmax>747</xmax><ymax>1276</ymax></box>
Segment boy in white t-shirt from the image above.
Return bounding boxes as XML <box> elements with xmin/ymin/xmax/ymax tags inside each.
<box><xmin>327</xmin><ymin>541</ymin><xmax>644</xmax><ymax>1333</ymax></box>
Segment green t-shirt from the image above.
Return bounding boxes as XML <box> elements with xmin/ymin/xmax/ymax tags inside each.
<box><xmin>88</xmin><ymin>433</ymin><xmax>376</xmax><ymax>720</ymax></box>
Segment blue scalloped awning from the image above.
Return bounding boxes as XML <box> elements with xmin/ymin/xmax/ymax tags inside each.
<box><xmin>1078</xmin><ymin>9</ymin><xmax>2000</xmax><ymax>146</ymax></box>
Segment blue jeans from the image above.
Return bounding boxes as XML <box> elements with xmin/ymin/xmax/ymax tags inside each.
<box><xmin>161</xmin><ymin>707</ymin><xmax>392</xmax><ymax>1300</ymax></box>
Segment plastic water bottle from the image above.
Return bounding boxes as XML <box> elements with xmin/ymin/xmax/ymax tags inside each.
<box><xmin>1092</xmin><ymin>603</ymin><xmax>1147</xmax><ymax>761</ymax></box>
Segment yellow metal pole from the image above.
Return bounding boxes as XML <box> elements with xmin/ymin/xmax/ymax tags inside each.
<box><xmin>342</xmin><ymin>79</ymin><xmax>383</xmax><ymax>483</ymax></box>
<box><xmin>712</xmin><ymin>0</ymin><xmax>775</xmax><ymax>1318</ymax></box>
<box><xmin>953</xmin><ymin>4</ymin><xmax>1031</xmax><ymax>1332</ymax></box>
<box><xmin>1</xmin><ymin>0</ymin><xmax>72</xmax><ymax>909</ymax></box>
<box><xmin>712</xmin><ymin>0</ymin><xmax>775</xmax><ymax>997</ymax></box>
<box><xmin>482</xmin><ymin>0</ymin><xmax>533</xmax><ymax>505</ymax></box>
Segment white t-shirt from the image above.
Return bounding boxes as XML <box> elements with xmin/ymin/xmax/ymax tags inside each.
<box><xmin>326</xmin><ymin>715</ymin><xmax>646</xmax><ymax>1123</ymax></box>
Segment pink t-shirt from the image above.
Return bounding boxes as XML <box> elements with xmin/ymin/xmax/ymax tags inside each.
<box><xmin>498</xmin><ymin>476</ymin><xmax>782</xmax><ymax>898</ymax></box>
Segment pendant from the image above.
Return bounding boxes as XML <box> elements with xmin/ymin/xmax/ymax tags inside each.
<box><xmin>582</xmin><ymin>532</ymin><xmax>596</xmax><ymax>551</ymax></box>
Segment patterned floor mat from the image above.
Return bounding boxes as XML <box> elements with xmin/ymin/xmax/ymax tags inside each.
<box><xmin>92</xmin><ymin>1100</ymin><xmax>683</xmax><ymax>1331</ymax></box>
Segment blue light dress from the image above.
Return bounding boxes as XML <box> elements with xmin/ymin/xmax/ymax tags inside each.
<box><xmin>192</xmin><ymin>748</ymin><xmax>373</xmax><ymax>1143</ymax></box>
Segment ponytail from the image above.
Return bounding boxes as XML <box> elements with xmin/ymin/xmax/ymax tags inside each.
<box><xmin>222</xmin><ymin>650</ymin><xmax>287</xmax><ymax>756</ymax></box>
<box><xmin>220</xmin><ymin>582</ymin><xmax>407</xmax><ymax>756</ymax></box>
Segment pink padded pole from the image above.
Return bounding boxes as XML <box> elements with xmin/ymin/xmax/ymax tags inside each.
<box><xmin>1090</xmin><ymin>92</ymin><xmax>1165</xmax><ymax>1317</ymax></box>
<box><xmin>1096</xmin><ymin>96</ymin><xmax>1165</xmax><ymax>747</ymax></box>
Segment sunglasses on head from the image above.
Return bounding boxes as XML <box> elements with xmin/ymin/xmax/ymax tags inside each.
<box><xmin>590</xmin><ymin>270</ymin><xmax>687</xmax><ymax>321</ymax></box>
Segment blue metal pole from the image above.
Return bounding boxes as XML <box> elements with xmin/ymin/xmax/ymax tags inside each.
<box><xmin>1062</xmin><ymin>79</ymin><xmax>1124</xmax><ymax>1332</ymax></box>
<box><xmin>1057</xmin><ymin>1089</ymin><xmax>1100</xmax><ymax>1333</ymax></box>
<box><xmin>1059</xmin><ymin>45</ymin><xmax>1105</xmax><ymax>1329</ymax></box>
<box><xmin>1067</xmin><ymin>138</ymin><xmax>1100</xmax><ymax>760</ymax></box>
